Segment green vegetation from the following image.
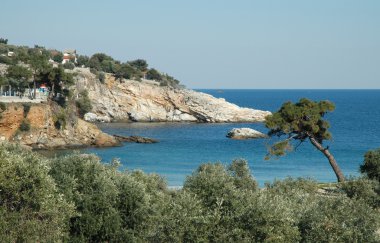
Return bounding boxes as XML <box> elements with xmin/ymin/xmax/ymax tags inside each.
<box><xmin>76</xmin><ymin>90</ymin><xmax>92</xmax><ymax>117</ymax></box>
<box><xmin>53</xmin><ymin>109</ymin><xmax>67</xmax><ymax>129</ymax></box>
<box><xmin>361</xmin><ymin>148</ymin><xmax>380</xmax><ymax>181</ymax></box>
<box><xmin>340</xmin><ymin>148</ymin><xmax>380</xmax><ymax>208</ymax></box>
<box><xmin>0</xmin><ymin>38</ymin><xmax>182</xmax><ymax>115</ymax></box>
<box><xmin>0</xmin><ymin>144</ymin><xmax>74</xmax><ymax>242</ymax></box>
<box><xmin>62</xmin><ymin>62</ymin><xmax>75</xmax><ymax>70</ymax></box>
<box><xmin>22</xmin><ymin>103</ymin><xmax>31</xmax><ymax>117</ymax></box>
<box><xmin>0</xmin><ymin>38</ymin><xmax>8</xmax><ymax>44</ymax></box>
<box><xmin>0</xmin><ymin>144</ymin><xmax>379</xmax><ymax>242</ymax></box>
<box><xmin>18</xmin><ymin>118</ymin><xmax>31</xmax><ymax>132</ymax></box>
<box><xmin>0</xmin><ymin>101</ymin><xmax>6</xmax><ymax>112</ymax></box>
<box><xmin>6</xmin><ymin>65</ymin><xmax>32</xmax><ymax>97</ymax></box>
<box><xmin>97</xmin><ymin>71</ymin><xmax>105</xmax><ymax>83</ymax></box>
<box><xmin>265</xmin><ymin>98</ymin><xmax>345</xmax><ymax>182</ymax></box>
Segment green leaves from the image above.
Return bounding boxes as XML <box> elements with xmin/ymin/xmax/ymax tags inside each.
<box><xmin>0</xmin><ymin>145</ymin><xmax>379</xmax><ymax>242</ymax></box>
<box><xmin>265</xmin><ymin>98</ymin><xmax>335</xmax><ymax>157</ymax></box>
<box><xmin>76</xmin><ymin>90</ymin><xmax>92</xmax><ymax>117</ymax></box>
<box><xmin>361</xmin><ymin>148</ymin><xmax>380</xmax><ymax>182</ymax></box>
<box><xmin>0</xmin><ymin>144</ymin><xmax>74</xmax><ymax>242</ymax></box>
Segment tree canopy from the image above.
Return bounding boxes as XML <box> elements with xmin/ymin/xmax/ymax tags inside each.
<box><xmin>265</xmin><ymin>98</ymin><xmax>345</xmax><ymax>182</ymax></box>
<box><xmin>6</xmin><ymin>65</ymin><xmax>32</xmax><ymax>95</ymax></box>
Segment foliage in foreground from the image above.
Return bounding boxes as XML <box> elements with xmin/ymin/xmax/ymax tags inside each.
<box><xmin>0</xmin><ymin>144</ymin><xmax>379</xmax><ymax>242</ymax></box>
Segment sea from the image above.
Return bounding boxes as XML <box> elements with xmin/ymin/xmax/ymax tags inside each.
<box><xmin>79</xmin><ymin>89</ymin><xmax>380</xmax><ymax>187</ymax></box>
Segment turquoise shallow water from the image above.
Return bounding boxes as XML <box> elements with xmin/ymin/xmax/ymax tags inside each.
<box><xmin>82</xmin><ymin>90</ymin><xmax>380</xmax><ymax>186</ymax></box>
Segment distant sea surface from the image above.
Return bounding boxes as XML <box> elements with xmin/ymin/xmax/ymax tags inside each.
<box><xmin>81</xmin><ymin>89</ymin><xmax>380</xmax><ymax>186</ymax></box>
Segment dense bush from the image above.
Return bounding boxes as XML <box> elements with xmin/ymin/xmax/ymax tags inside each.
<box><xmin>146</xmin><ymin>68</ymin><xmax>162</xmax><ymax>80</ymax></box>
<box><xmin>298</xmin><ymin>195</ymin><xmax>379</xmax><ymax>242</ymax></box>
<box><xmin>49</xmin><ymin>153</ymin><xmax>169</xmax><ymax>242</ymax></box>
<box><xmin>0</xmin><ymin>144</ymin><xmax>74</xmax><ymax>242</ymax></box>
<box><xmin>22</xmin><ymin>103</ymin><xmax>31</xmax><ymax>117</ymax></box>
<box><xmin>53</xmin><ymin>110</ymin><xmax>67</xmax><ymax>129</ymax></box>
<box><xmin>98</xmin><ymin>71</ymin><xmax>105</xmax><ymax>83</ymax></box>
<box><xmin>18</xmin><ymin>118</ymin><xmax>31</xmax><ymax>131</ymax></box>
<box><xmin>76</xmin><ymin>90</ymin><xmax>92</xmax><ymax>117</ymax></box>
<box><xmin>62</xmin><ymin>62</ymin><xmax>75</xmax><ymax>70</ymax></box>
<box><xmin>361</xmin><ymin>148</ymin><xmax>380</xmax><ymax>181</ymax></box>
<box><xmin>340</xmin><ymin>177</ymin><xmax>380</xmax><ymax>208</ymax></box>
<box><xmin>0</xmin><ymin>102</ymin><xmax>6</xmax><ymax>112</ymax></box>
<box><xmin>0</xmin><ymin>145</ymin><xmax>379</xmax><ymax>242</ymax></box>
<box><xmin>0</xmin><ymin>55</ymin><xmax>13</xmax><ymax>64</ymax></box>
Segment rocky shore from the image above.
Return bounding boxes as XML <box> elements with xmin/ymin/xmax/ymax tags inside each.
<box><xmin>1</xmin><ymin>68</ymin><xmax>271</xmax><ymax>149</ymax></box>
<box><xmin>73</xmin><ymin>68</ymin><xmax>271</xmax><ymax>123</ymax></box>
<box><xmin>0</xmin><ymin>103</ymin><xmax>118</xmax><ymax>149</ymax></box>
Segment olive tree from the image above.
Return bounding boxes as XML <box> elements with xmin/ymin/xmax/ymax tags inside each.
<box><xmin>265</xmin><ymin>98</ymin><xmax>345</xmax><ymax>182</ymax></box>
<box><xmin>0</xmin><ymin>144</ymin><xmax>74</xmax><ymax>242</ymax></box>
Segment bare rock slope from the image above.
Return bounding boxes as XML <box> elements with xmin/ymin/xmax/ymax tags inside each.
<box><xmin>74</xmin><ymin>68</ymin><xmax>271</xmax><ymax>123</ymax></box>
<box><xmin>0</xmin><ymin>103</ymin><xmax>118</xmax><ymax>149</ymax></box>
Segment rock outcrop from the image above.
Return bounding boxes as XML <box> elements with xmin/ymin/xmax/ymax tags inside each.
<box><xmin>226</xmin><ymin>128</ymin><xmax>268</xmax><ymax>139</ymax></box>
<box><xmin>0</xmin><ymin>103</ymin><xmax>119</xmax><ymax>149</ymax></box>
<box><xmin>113</xmin><ymin>134</ymin><xmax>158</xmax><ymax>144</ymax></box>
<box><xmin>73</xmin><ymin>68</ymin><xmax>271</xmax><ymax>123</ymax></box>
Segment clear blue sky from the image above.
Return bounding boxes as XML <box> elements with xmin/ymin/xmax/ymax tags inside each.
<box><xmin>1</xmin><ymin>0</ymin><xmax>379</xmax><ymax>89</ymax></box>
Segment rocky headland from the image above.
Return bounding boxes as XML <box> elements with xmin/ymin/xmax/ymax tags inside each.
<box><xmin>1</xmin><ymin>67</ymin><xmax>271</xmax><ymax>149</ymax></box>
<box><xmin>73</xmin><ymin>68</ymin><xmax>271</xmax><ymax>123</ymax></box>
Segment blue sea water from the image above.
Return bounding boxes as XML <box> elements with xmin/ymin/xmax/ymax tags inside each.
<box><xmin>83</xmin><ymin>90</ymin><xmax>380</xmax><ymax>187</ymax></box>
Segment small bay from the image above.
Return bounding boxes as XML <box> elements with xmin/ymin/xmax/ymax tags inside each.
<box><xmin>80</xmin><ymin>89</ymin><xmax>380</xmax><ymax>186</ymax></box>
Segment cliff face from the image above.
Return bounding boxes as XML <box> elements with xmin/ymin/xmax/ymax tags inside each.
<box><xmin>0</xmin><ymin>103</ymin><xmax>118</xmax><ymax>149</ymax></box>
<box><xmin>74</xmin><ymin>68</ymin><xmax>271</xmax><ymax>123</ymax></box>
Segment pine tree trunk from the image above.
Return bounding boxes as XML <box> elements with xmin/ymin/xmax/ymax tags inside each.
<box><xmin>309</xmin><ymin>136</ymin><xmax>345</xmax><ymax>182</ymax></box>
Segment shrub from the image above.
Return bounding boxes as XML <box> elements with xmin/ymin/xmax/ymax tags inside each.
<box><xmin>62</xmin><ymin>62</ymin><xmax>75</xmax><ymax>70</ymax></box>
<box><xmin>146</xmin><ymin>68</ymin><xmax>162</xmax><ymax>80</ymax></box>
<box><xmin>49</xmin><ymin>154</ymin><xmax>123</xmax><ymax>242</ymax></box>
<box><xmin>340</xmin><ymin>177</ymin><xmax>380</xmax><ymax>208</ymax></box>
<box><xmin>76</xmin><ymin>90</ymin><xmax>92</xmax><ymax>117</ymax></box>
<box><xmin>153</xmin><ymin>190</ymin><xmax>210</xmax><ymax>242</ymax></box>
<box><xmin>361</xmin><ymin>148</ymin><xmax>380</xmax><ymax>181</ymax></box>
<box><xmin>98</xmin><ymin>72</ymin><xmax>105</xmax><ymax>83</ymax></box>
<box><xmin>22</xmin><ymin>103</ymin><xmax>31</xmax><ymax>117</ymax></box>
<box><xmin>265</xmin><ymin>177</ymin><xmax>319</xmax><ymax>194</ymax></box>
<box><xmin>89</xmin><ymin>67</ymin><xmax>98</xmax><ymax>75</ymax></box>
<box><xmin>18</xmin><ymin>118</ymin><xmax>30</xmax><ymax>132</ymax></box>
<box><xmin>53</xmin><ymin>111</ymin><xmax>66</xmax><ymax>129</ymax></box>
<box><xmin>239</xmin><ymin>192</ymin><xmax>302</xmax><ymax>242</ymax></box>
<box><xmin>0</xmin><ymin>55</ymin><xmax>13</xmax><ymax>64</ymax></box>
<box><xmin>0</xmin><ymin>102</ymin><xmax>6</xmax><ymax>112</ymax></box>
<box><xmin>0</xmin><ymin>143</ymin><xmax>74</xmax><ymax>242</ymax></box>
<box><xmin>298</xmin><ymin>195</ymin><xmax>380</xmax><ymax>242</ymax></box>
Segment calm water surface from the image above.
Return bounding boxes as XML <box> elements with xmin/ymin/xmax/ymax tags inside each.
<box><xmin>77</xmin><ymin>90</ymin><xmax>380</xmax><ymax>186</ymax></box>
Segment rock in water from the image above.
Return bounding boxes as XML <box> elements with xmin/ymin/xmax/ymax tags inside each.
<box><xmin>113</xmin><ymin>135</ymin><xmax>158</xmax><ymax>143</ymax></box>
<box><xmin>226</xmin><ymin>128</ymin><xmax>267</xmax><ymax>139</ymax></box>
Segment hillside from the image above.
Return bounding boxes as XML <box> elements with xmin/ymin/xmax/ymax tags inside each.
<box><xmin>73</xmin><ymin>68</ymin><xmax>271</xmax><ymax>123</ymax></box>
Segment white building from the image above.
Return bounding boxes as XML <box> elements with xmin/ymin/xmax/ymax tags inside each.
<box><xmin>62</xmin><ymin>49</ymin><xmax>77</xmax><ymax>64</ymax></box>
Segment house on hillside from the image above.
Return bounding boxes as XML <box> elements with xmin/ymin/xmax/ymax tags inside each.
<box><xmin>62</xmin><ymin>49</ymin><xmax>77</xmax><ymax>64</ymax></box>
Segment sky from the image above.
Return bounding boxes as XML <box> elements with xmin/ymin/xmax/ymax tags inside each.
<box><xmin>0</xmin><ymin>0</ymin><xmax>379</xmax><ymax>89</ymax></box>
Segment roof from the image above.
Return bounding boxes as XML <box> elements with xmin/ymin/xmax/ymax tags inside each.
<box><xmin>63</xmin><ymin>49</ymin><xmax>76</xmax><ymax>54</ymax></box>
